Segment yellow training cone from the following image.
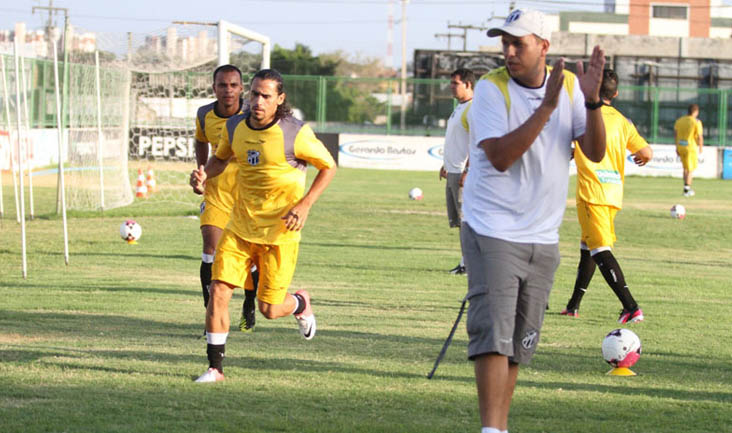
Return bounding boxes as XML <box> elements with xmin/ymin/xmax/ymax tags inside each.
<box><xmin>607</xmin><ymin>367</ymin><xmax>636</xmax><ymax>376</ymax></box>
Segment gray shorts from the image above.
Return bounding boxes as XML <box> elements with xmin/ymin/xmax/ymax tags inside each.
<box><xmin>445</xmin><ymin>172</ymin><xmax>463</xmax><ymax>228</ymax></box>
<box><xmin>461</xmin><ymin>223</ymin><xmax>560</xmax><ymax>364</ymax></box>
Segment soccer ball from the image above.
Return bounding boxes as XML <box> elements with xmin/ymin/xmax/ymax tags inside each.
<box><xmin>670</xmin><ymin>204</ymin><xmax>686</xmax><ymax>219</ymax></box>
<box><xmin>119</xmin><ymin>220</ymin><xmax>142</xmax><ymax>243</ymax></box>
<box><xmin>602</xmin><ymin>328</ymin><xmax>641</xmax><ymax>368</ymax></box>
<box><xmin>408</xmin><ymin>187</ymin><xmax>423</xmax><ymax>200</ymax></box>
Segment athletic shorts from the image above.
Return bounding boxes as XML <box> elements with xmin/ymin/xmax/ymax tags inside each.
<box><xmin>212</xmin><ymin>228</ymin><xmax>299</xmax><ymax>305</ymax></box>
<box><xmin>445</xmin><ymin>172</ymin><xmax>463</xmax><ymax>228</ymax></box>
<box><xmin>199</xmin><ymin>200</ymin><xmax>231</xmax><ymax>230</ymax></box>
<box><xmin>677</xmin><ymin>145</ymin><xmax>698</xmax><ymax>172</ymax></box>
<box><xmin>576</xmin><ymin>200</ymin><xmax>618</xmax><ymax>250</ymax></box>
<box><xmin>461</xmin><ymin>223</ymin><xmax>560</xmax><ymax>364</ymax></box>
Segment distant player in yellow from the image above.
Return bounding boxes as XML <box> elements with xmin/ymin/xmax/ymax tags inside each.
<box><xmin>190</xmin><ymin>69</ymin><xmax>337</xmax><ymax>382</ymax></box>
<box><xmin>674</xmin><ymin>103</ymin><xmax>703</xmax><ymax>197</ymax></box>
<box><xmin>194</xmin><ymin>64</ymin><xmax>258</xmax><ymax>333</ymax></box>
<box><xmin>561</xmin><ymin>69</ymin><xmax>653</xmax><ymax>324</ymax></box>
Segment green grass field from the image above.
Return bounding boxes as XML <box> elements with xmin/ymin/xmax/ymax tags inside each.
<box><xmin>1</xmin><ymin>168</ymin><xmax>731</xmax><ymax>433</ymax></box>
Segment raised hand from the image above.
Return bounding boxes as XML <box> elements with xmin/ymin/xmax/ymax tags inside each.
<box><xmin>190</xmin><ymin>165</ymin><xmax>206</xmax><ymax>195</ymax></box>
<box><xmin>542</xmin><ymin>57</ymin><xmax>566</xmax><ymax>111</ymax></box>
<box><xmin>576</xmin><ymin>45</ymin><xmax>606</xmax><ymax>102</ymax></box>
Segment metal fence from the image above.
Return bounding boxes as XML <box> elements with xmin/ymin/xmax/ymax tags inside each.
<box><xmin>2</xmin><ymin>55</ymin><xmax>731</xmax><ymax>146</ymax></box>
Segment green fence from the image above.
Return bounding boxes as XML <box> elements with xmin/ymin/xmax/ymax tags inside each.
<box><xmin>2</xmin><ymin>55</ymin><xmax>730</xmax><ymax>146</ymax></box>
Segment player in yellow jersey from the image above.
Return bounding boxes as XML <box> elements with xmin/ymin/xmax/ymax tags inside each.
<box><xmin>190</xmin><ymin>69</ymin><xmax>337</xmax><ymax>382</ymax></box>
<box><xmin>560</xmin><ymin>69</ymin><xmax>653</xmax><ymax>324</ymax></box>
<box><xmin>674</xmin><ymin>103</ymin><xmax>703</xmax><ymax>197</ymax></box>
<box><xmin>194</xmin><ymin>64</ymin><xmax>258</xmax><ymax>333</ymax></box>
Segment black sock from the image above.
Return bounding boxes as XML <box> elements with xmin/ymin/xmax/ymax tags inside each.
<box><xmin>566</xmin><ymin>249</ymin><xmax>596</xmax><ymax>311</ymax></box>
<box><xmin>206</xmin><ymin>344</ymin><xmax>225</xmax><ymax>373</ymax></box>
<box><xmin>592</xmin><ymin>250</ymin><xmax>638</xmax><ymax>311</ymax></box>
<box><xmin>243</xmin><ymin>289</ymin><xmax>256</xmax><ymax>314</ymax></box>
<box><xmin>200</xmin><ymin>261</ymin><xmax>212</xmax><ymax>308</ymax></box>
<box><xmin>293</xmin><ymin>293</ymin><xmax>306</xmax><ymax>315</ymax></box>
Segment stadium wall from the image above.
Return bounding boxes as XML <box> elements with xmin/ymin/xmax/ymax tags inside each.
<box><xmin>3</xmin><ymin>129</ymin><xmax>725</xmax><ymax>180</ymax></box>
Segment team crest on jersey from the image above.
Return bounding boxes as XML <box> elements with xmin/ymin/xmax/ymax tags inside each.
<box><xmin>247</xmin><ymin>149</ymin><xmax>261</xmax><ymax>166</ymax></box>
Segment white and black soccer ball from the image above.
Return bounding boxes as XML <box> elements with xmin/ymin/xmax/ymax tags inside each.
<box><xmin>602</xmin><ymin>328</ymin><xmax>641</xmax><ymax>368</ymax></box>
<box><xmin>670</xmin><ymin>204</ymin><xmax>686</xmax><ymax>219</ymax></box>
<box><xmin>119</xmin><ymin>219</ymin><xmax>142</xmax><ymax>242</ymax></box>
<box><xmin>408</xmin><ymin>187</ymin><xmax>423</xmax><ymax>201</ymax></box>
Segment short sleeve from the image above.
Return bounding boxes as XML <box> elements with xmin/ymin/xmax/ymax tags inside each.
<box><xmin>471</xmin><ymin>80</ymin><xmax>508</xmax><ymax>146</ymax></box>
<box><xmin>696</xmin><ymin>119</ymin><xmax>703</xmax><ymax>137</ymax></box>
<box><xmin>195</xmin><ymin>115</ymin><xmax>207</xmax><ymax>143</ymax></box>
<box><xmin>214</xmin><ymin>118</ymin><xmax>234</xmax><ymax>160</ymax></box>
<box><xmin>624</xmin><ymin>120</ymin><xmax>648</xmax><ymax>154</ymax></box>
<box><xmin>294</xmin><ymin>124</ymin><xmax>336</xmax><ymax>170</ymax></box>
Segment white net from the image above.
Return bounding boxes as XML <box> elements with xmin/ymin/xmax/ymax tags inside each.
<box><xmin>122</xmin><ymin>23</ymin><xmax>264</xmax><ymax>210</ymax></box>
<box><xmin>65</xmin><ymin>33</ymin><xmax>133</xmax><ymax>212</ymax></box>
<box><xmin>59</xmin><ymin>22</ymin><xmax>267</xmax><ymax>212</ymax></box>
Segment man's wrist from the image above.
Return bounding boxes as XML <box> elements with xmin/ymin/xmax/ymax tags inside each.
<box><xmin>584</xmin><ymin>99</ymin><xmax>603</xmax><ymax>110</ymax></box>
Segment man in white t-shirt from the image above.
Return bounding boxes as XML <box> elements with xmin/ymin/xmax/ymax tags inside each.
<box><xmin>462</xmin><ymin>9</ymin><xmax>606</xmax><ymax>433</ymax></box>
<box><xmin>439</xmin><ymin>68</ymin><xmax>474</xmax><ymax>275</ymax></box>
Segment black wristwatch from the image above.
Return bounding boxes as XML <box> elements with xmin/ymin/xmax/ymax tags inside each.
<box><xmin>585</xmin><ymin>99</ymin><xmax>603</xmax><ymax>110</ymax></box>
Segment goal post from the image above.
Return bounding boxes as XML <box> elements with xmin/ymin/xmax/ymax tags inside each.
<box><xmin>217</xmin><ymin>20</ymin><xmax>271</xmax><ymax>68</ymax></box>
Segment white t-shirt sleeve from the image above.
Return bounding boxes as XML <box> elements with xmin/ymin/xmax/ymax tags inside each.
<box><xmin>571</xmin><ymin>78</ymin><xmax>587</xmax><ymax>140</ymax></box>
<box><xmin>470</xmin><ymin>79</ymin><xmax>509</xmax><ymax>146</ymax></box>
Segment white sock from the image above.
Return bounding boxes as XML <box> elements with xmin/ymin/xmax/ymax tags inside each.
<box><xmin>481</xmin><ymin>428</ymin><xmax>501</xmax><ymax>433</ymax></box>
<box><xmin>201</xmin><ymin>253</ymin><xmax>214</xmax><ymax>264</ymax></box>
<box><xmin>206</xmin><ymin>332</ymin><xmax>228</xmax><ymax>345</ymax></box>
<box><xmin>460</xmin><ymin>256</ymin><xmax>465</xmax><ymax>267</ymax></box>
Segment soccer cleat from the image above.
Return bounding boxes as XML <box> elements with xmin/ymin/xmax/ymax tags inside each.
<box><xmin>239</xmin><ymin>311</ymin><xmax>255</xmax><ymax>333</ymax></box>
<box><xmin>294</xmin><ymin>290</ymin><xmax>316</xmax><ymax>340</ymax></box>
<box><xmin>618</xmin><ymin>308</ymin><xmax>644</xmax><ymax>324</ymax></box>
<box><xmin>448</xmin><ymin>264</ymin><xmax>466</xmax><ymax>275</ymax></box>
<box><xmin>194</xmin><ymin>367</ymin><xmax>224</xmax><ymax>383</ymax></box>
<box><xmin>683</xmin><ymin>189</ymin><xmax>695</xmax><ymax>197</ymax></box>
<box><xmin>560</xmin><ymin>308</ymin><xmax>579</xmax><ymax>318</ymax></box>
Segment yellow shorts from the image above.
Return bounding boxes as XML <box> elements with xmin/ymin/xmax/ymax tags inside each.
<box><xmin>677</xmin><ymin>146</ymin><xmax>698</xmax><ymax>172</ymax></box>
<box><xmin>577</xmin><ymin>200</ymin><xmax>618</xmax><ymax>250</ymax></box>
<box><xmin>199</xmin><ymin>200</ymin><xmax>231</xmax><ymax>230</ymax></box>
<box><xmin>212</xmin><ymin>228</ymin><xmax>299</xmax><ymax>305</ymax></box>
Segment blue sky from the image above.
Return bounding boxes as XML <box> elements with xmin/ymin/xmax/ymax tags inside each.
<box><xmin>2</xmin><ymin>0</ymin><xmax>725</xmax><ymax>68</ymax></box>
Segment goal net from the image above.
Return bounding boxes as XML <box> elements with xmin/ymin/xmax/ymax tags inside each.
<box><xmin>64</xmin><ymin>21</ymin><xmax>270</xmax><ymax>212</ymax></box>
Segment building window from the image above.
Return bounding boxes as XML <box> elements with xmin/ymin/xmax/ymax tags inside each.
<box><xmin>652</xmin><ymin>5</ymin><xmax>688</xmax><ymax>19</ymax></box>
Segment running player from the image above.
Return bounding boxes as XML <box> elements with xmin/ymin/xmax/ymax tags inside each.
<box><xmin>190</xmin><ymin>68</ymin><xmax>337</xmax><ymax>382</ymax></box>
<box><xmin>194</xmin><ymin>64</ymin><xmax>258</xmax><ymax>333</ymax></box>
<box><xmin>560</xmin><ymin>68</ymin><xmax>653</xmax><ymax>324</ymax></box>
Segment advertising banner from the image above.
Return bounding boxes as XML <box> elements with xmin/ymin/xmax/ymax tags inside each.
<box><xmin>338</xmin><ymin>133</ymin><xmax>444</xmax><ymax>171</ymax></box>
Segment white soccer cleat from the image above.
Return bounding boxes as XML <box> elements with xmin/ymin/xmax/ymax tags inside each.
<box><xmin>194</xmin><ymin>367</ymin><xmax>224</xmax><ymax>383</ymax></box>
<box><xmin>294</xmin><ymin>290</ymin><xmax>316</xmax><ymax>340</ymax></box>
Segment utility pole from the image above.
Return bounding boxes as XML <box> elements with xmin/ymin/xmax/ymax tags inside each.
<box><xmin>33</xmin><ymin>1</ymin><xmax>69</xmax><ymax>213</ymax></box>
<box><xmin>400</xmin><ymin>0</ymin><xmax>409</xmax><ymax>130</ymax></box>
<box><xmin>434</xmin><ymin>32</ymin><xmax>463</xmax><ymax>50</ymax></box>
<box><xmin>446</xmin><ymin>23</ymin><xmax>490</xmax><ymax>51</ymax></box>
<box><xmin>32</xmin><ymin>0</ymin><xmax>69</xmax><ymax>57</ymax></box>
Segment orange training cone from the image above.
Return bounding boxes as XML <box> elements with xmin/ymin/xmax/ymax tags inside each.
<box><xmin>145</xmin><ymin>166</ymin><xmax>157</xmax><ymax>194</ymax></box>
<box><xmin>135</xmin><ymin>168</ymin><xmax>148</xmax><ymax>199</ymax></box>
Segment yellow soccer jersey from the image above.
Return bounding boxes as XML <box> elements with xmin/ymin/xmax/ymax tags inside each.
<box><xmin>215</xmin><ymin>114</ymin><xmax>336</xmax><ymax>245</ymax></box>
<box><xmin>195</xmin><ymin>101</ymin><xmax>244</xmax><ymax>212</ymax></box>
<box><xmin>575</xmin><ymin>105</ymin><xmax>648</xmax><ymax>209</ymax></box>
<box><xmin>674</xmin><ymin>115</ymin><xmax>702</xmax><ymax>149</ymax></box>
